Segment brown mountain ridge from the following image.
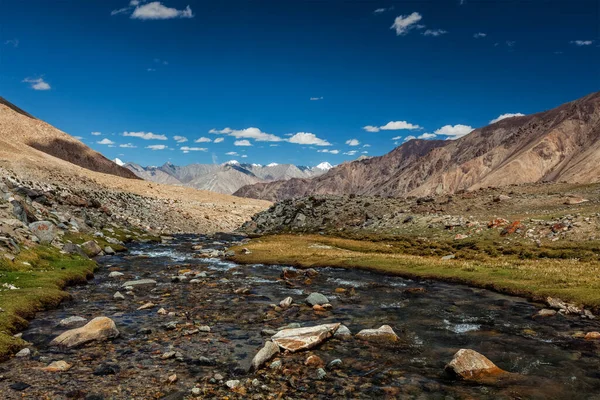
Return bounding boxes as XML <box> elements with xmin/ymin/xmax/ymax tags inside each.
<box><xmin>235</xmin><ymin>91</ymin><xmax>600</xmax><ymax>201</ymax></box>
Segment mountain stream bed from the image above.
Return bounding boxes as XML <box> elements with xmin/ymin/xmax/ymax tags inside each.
<box><xmin>1</xmin><ymin>234</ymin><xmax>600</xmax><ymax>399</ymax></box>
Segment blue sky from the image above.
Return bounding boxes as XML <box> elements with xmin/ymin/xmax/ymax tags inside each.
<box><xmin>1</xmin><ymin>0</ymin><xmax>598</xmax><ymax>167</ymax></box>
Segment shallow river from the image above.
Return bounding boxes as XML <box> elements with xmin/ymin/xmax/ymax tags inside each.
<box><xmin>1</xmin><ymin>235</ymin><xmax>600</xmax><ymax>399</ymax></box>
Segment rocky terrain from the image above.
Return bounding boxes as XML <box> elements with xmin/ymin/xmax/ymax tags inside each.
<box><xmin>235</xmin><ymin>91</ymin><xmax>600</xmax><ymax>201</ymax></box>
<box><xmin>0</xmin><ymin>98</ymin><xmax>270</xmax><ymax>234</ymax></box>
<box><xmin>240</xmin><ymin>182</ymin><xmax>600</xmax><ymax>247</ymax></box>
<box><xmin>124</xmin><ymin>161</ymin><xmax>332</xmax><ymax>195</ymax></box>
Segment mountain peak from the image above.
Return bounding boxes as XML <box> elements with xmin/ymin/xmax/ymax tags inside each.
<box><xmin>113</xmin><ymin>158</ymin><xmax>125</xmax><ymax>166</ymax></box>
<box><xmin>314</xmin><ymin>162</ymin><xmax>333</xmax><ymax>170</ymax></box>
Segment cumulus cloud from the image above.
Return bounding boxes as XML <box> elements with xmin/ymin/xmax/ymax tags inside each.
<box><xmin>180</xmin><ymin>146</ymin><xmax>207</xmax><ymax>153</ymax></box>
<box><xmin>310</xmin><ymin>96</ymin><xmax>324</xmax><ymax>101</ymax></box>
<box><xmin>364</xmin><ymin>120</ymin><xmax>421</xmax><ymax>132</ymax></box>
<box><xmin>119</xmin><ymin>143</ymin><xmax>137</xmax><ymax>148</ymax></box>
<box><xmin>404</xmin><ymin>135</ymin><xmax>417</xmax><ymax>142</ymax></box>
<box><xmin>423</xmin><ymin>29</ymin><xmax>447</xmax><ymax>37</ymax></box>
<box><xmin>570</xmin><ymin>40</ymin><xmax>594</xmax><ymax>46</ymax></box>
<box><xmin>131</xmin><ymin>2</ymin><xmax>193</xmax><ymax>19</ymax></box>
<box><xmin>344</xmin><ymin>150</ymin><xmax>358</xmax><ymax>156</ymax></box>
<box><xmin>489</xmin><ymin>113</ymin><xmax>526</xmax><ymax>124</ymax></box>
<box><xmin>288</xmin><ymin>132</ymin><xmax>331</xmax><ymax>146</ymax></box>
<box><xmin>23</xmin><ymin>77</ymin><xmax>50</xmax><ymax>91</ymax></box>
<box><xmin>434</xmin><ymin>124</ymin><xmax>474</xmax><ymax>139</ymax></box>
<box><xmin>97</xmin><ymin>138</ymin><xmax>115</xmax><ymax>145</ymax></box>
<box><xmin>91</xmin><ymin>131</ymin><xmax>102</xmax><ymax>136</ymax></box>
<box><xmin>418</xmin><ymin>133</ymin><xmax>437</xmax><ymax>139</ymax></box>
<box><xmin>225</xmin><ymin>151</ymin><xmax>239</xmax><ymax>156</ymax></box>
<box><xmin>318</xmin><ymin>149</ymin><xmax>340</xmax><ymax>154</ymax></box>
<box><xmin>193</xmin><ymin>137</ymin><xmax>211</xmax><ymax>143</ymax></box>
<box><xmin>146</xmin><ymin>144</ymin><xmax>167</xmax><ymax>150</ymax></box>
<box><xmin>213</xmin><ymin>137</ymin><xmax>224</xmax><ymax>143</ymax></box>
<box><xmin>473</xmin><ymin>32</ymin><xmax>487</xmax><ymax>38</ymax></box>
<box><xmin>209</xmin><ymin>127</ymin><xmax>282</xmax><ymax>142</ymax></box>
<box><xmin>234</xmin><ymin>140</ymin><xmax>252</xmax><ymax>146</ymax></box>
<box><xmin>391</xmin><ymin>12</ymin><xmax>422</xmax><ymax>35</ymax></box>
<box><xmin>123</xmin><ymin>131</ymin><xmax>168</xmax><ymax>140</ymax></box>
<box><xmin>173</xmin><ymin>135</ymin><xmax>188</xmax><ymax>143</ymax></box>
<box><xmin>345</xmin><ymin>139</ymin><xmax>360</xmax><ymax>146</ymax></box>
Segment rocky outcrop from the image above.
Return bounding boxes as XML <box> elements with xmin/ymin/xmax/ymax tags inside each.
<box><xmin>235</xmin><ymin>91</ymin><xmax>600</xmax><ymax>201</ymax></box>
<box><xmin>50</xmin><ymin>317</ymin><xmax>119</xmax><ymax>348</ymax></box>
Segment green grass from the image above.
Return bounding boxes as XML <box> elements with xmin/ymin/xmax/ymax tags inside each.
<box><xmin>229</xmin><ymin>234</ymin><xmax>600</xmax><ymax>310</ymax></box>
<box><xmin>0</xmin><ymin>245</ymin><xmax>96</xmax><ymax>360</ymax></box>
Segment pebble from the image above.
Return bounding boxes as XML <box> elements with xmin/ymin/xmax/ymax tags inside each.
<box><xmin>15</xmin><ymin>348</ymin><xmax>30</xmax><ymax>357</ymax></box>
<box><xmin>191</xmin><ymin>388</ymin><xmax>201</xmax><ymax>395</ymax></box>
<box><xmin>57</xmin><ymin>316</ymin><xmax>87</xmax><ymax>328</ymax></box>
<box><xmin>214</xmin><ymin>373</ymin><xmax>224</xmax><ymax>381</ymax></box>
<box><xmin>137</xmin><ymin>302</ymin><xmax>156</xmax><ymax>310</ymax></box>
<box><xmin>316</xmin><ymin>368</ymin><xmax>327</xmax><ymax>380</ymax></box>
<box><xmin>198</xmin><ymin>325</ymin><xmax>211</xmax><ymax>332</ymax></box>
<box><xmin>327</xmin><ymin>359</ymin><xmax>343</xmax><ymax>370</ymax></box>
<box><xmin>306</xmin><ymin>292</ymin><xmax>329</xmax><ymax>306</ymax></box>
<box><xmin>167</xmin><ymin>374</ymin><xmax>178</xmax><ymax>383</ymax></box>
<box><xmin>157</xmin><ymin>308</ymin><xmax>168</xmax><ymax>315</ymax></box>
<box><xmin>113</xmin><ymin>291</ymin><xmax>125</xmax><ymax>300</ymax></box>
<box><xmin>226</xmin><ymin>379</ymin><xmax>241</xmax><ymax>389</ymax></box>
<box><xmin>108</xmin><ymin>271</ymin><xmax>124</xmax><ymax>278</ymax></box>
<box><xmin>279</xmin><ymin>296</ymin><xmax>293</xmax><ymax>308</ymax></box>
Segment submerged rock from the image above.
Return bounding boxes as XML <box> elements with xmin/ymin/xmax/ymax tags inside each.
<box><xmin>121</xmin><ymin>279</ymin><xmax>157</xmax><ymax>288</ymax></box>
<box><xmin>356</xmin><ymin>325</ymin><xmax>399</xmax><ymax>343</ymax></box>
<box><xmin>15</xmin><ymin>348</ymin><xmax>30</xmax><ymax>357</ymax></box>
<box><xmin>445</xmin><ymin>349</ymin><xmax>507</xmax><ymax>381</ymax></box>
<box><xmin>57</xmin><ymin>316</ymin><xmax>87</xmax><ymax>328</ymax></box>
<box><xmin>271</xmin><ymin>323</ymin><xmax>340</xmax><ymax>352</ymax></box>
<box><xmin>305</xmin><ymin>292</ymin><xmax>329</xmax><ymax>306</ymax></box>
<box><xmin>50</xmin><ymin>317</ymin><xmax>119</xmax><ymax>348</ymax></box>
<box><xmin>279</xmin><ymin>297</ymin><xmax>293</xmax><ymax>309</ymax></box>
<box><xmin>333</xmin><ymin>324</ymin><xmax>352</xmax><ymax>339</ymax></box>
<box><xmin>585</xmin><ymin>332</ymin><xmax>600</xmax><ymax>340</ymax></box>
<box><xmin>251</xmin><ymin>341</ymin><xmax>280</xmax><ymax>370</ymax></box>
<box><xmin>41</xmin><ymin>360</ymin><xmax>72</xmax><ymax>372</ymax></box>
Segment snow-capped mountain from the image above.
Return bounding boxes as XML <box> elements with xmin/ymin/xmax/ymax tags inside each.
<box><xmin>122</xmin><ymin>161</ymin><xmax>332</xmax><ymax>194</ymax></box>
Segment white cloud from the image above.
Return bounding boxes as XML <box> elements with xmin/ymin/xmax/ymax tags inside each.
<box><xmin>226</xmin><ymin>151</ymin><xmax>239</xmax><ymax>156</ymax></box>
<box><xmin>344</xmin><ymin>150</ymin><xmax>358</xmax><ymax>156</ymax></box>
<box><xmin>180</xmin><ymin>146</ymin><xmax>207</xmax><ymax>153</ymax></box>
<box><xmin>73</xmin><ymin>136</ymin><xmax>83</xmax><ymax>140</ymax></box>
<box><xmin>209</xmin><ymin>127</ymin><xmax>282</xmax><ymax>142</ymax></box>
<box><xmin>241</xmin><ymin>155</ymin><xmax>248</xmax><ymax>158</ymax></box>
<box><xmin>423</xmin><ymin>29</ymin><xmax>447</xmax><ymax>37</ymax></box>
<box><xmin>123</xmin><ymin>131</ymin><xmax>168</xmax><ymax>140</ymax></box>
<box><xmin>489</xmin><ymin>113</ymin><xmax>525</xmax><ymax>124</ymax></box>
<box><xmin>363</xmin><ymin>144</ymin><xmax>371</xmax><ymax>147</ymax></box>
<box><xmin>173</xmin><ymin>135</ymin><xmax>188</xmax><ymax>143</ymax></box>
<box><xmin>146</xmin><ymin>144</ymin><xmax>167</xmax><ymax>150</ymax></box>
<box><xmin>345</xmin><ymin>139</ymin><xmax>360</xmax><ymax>146</ymax></box>
<box><xmin>364</xmin><ymin>120</ymin><xmax>422</xmax><ymax>132</ymax></box>
<box><xmin>418</xmin><ymin>133</ymin><xmax>437</xmax><ymax>139</ymax></box>
<box><xmin>91</xmin><ymin>131</ymin><xmax>102</xmax><ymax>136</ymax></box>
<box><xmin>234</xmin><ymin>140</ymin><xmax>252</xmax><ymax>146</ymax></box>
<box><xmin>97</xmin><ymin>138</ymin><xmax>115</xmax><ymax>145</ymax></box>
<box><xmin>194</xmin><ymin>137</ymin><xmax>212</xmax><ymax>143</ymax></box>
<box><xmin>434</xmin><ymin>124</ymin><xmax>474</xmax><ymax>139</ymax></box>
<box><xmin>111</xmin><ymin>7</ymin><xmax>130</xmax><ymax>15</ymax></box>
<box><xmin>318</xmin><ymin>149</ymin><xmax>339</xmax><ymax>154</ymax></box>
<box><xmin>119</xmin><ymin>143</ymin><xmax>137</xmax><ymax>148</ymax></box>
<box><xmin>404</xmin><ymin>135</ymin><xmax>417</xmax><ymax>141</ymax></box>
<box><xmin>310</xmin><ymin>96</ymin><xmax>324</xmax><ymax>101</ymax></box>
<box><xmin>154</xmin><ymin>58</ymin><xmax>168</xmax><ymax>65</ymax></box>
<box><xmin>391</xmin><ymin>12</ymin><xmax>422</xmax><ymax>36</ymax></box>
<box><xmin>4</xmin><ymin>39</ymin><xmax>19</xmax><ymax>47</ymax></box>
<box><xmin>570</xmin><ymin>40</ymin><xmax>594</xmax><ymax>46</ymax></box>
<box><xmin>473</xmin><ymin>32</ymin><xmax>487</xmax><ymax>39</ymax></box>
<box><xmin>23</xmin><ymin>77</ymin><xmax>50</xmax><ymax>91</ymax></box>
<box><xmin>131</xmin><ymin>2</ymin><xmax>193</xmax><ymax>20</ymax></box>
<box><xmin>374</xmin><ymin>8</ymin><xmax>386</xmax><ymax>14</ymax></box>
<box><xmin>506</xmin><ymin>40</ymin><xmax>516</xmax><ymax>47</ymax></box>
<box><xmin>213</xmin><ymin>137</ymin><xmax>224</xmax><ymax>143</ymax></box>
<box><xmin>288</xmin><ymin>132</ymin><xmax>331</xmax><ymax>146</ymax></box>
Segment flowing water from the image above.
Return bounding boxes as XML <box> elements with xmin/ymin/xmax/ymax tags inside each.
<box><xmin>1</xmin><ymin>235</ymin><xmax>600</xmax><ymax>399</ymax></box>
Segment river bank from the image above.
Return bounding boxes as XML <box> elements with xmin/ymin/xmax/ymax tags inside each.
<box><xmin>1</xmin><ymin>235</ymin><xmax>600</xmax><ymax>399</ymax></box>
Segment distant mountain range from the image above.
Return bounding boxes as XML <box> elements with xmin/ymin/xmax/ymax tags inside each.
<box><xmin>235</xmin><ymin>91</ymin><xmax>600</xmax><ymax>201</ymax></box>
<box><xmin>120</xmin><ymin>160</ymin><xmax>333</xmax><ymax>194</ymax></box>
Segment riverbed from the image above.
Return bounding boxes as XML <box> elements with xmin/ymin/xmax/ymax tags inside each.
<box><xmin>1</xmin><ymin>234</ymin><xmax>599</xmax><ymax>399</ymax></box>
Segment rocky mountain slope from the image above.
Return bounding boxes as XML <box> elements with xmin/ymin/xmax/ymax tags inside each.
<box><xmin>0</xmin><ymin>98</ymin><xmax>270</xmax><ymax>234</ymax></box>
<box><xmin>124</xmin><ymin>160</ymin><xmax>332</xmax><ymax>194</ymax></box>
<box><xmin>235</xmin><ymin>91</ymin><xmax>600</xmax><ymax>201</ymax></box>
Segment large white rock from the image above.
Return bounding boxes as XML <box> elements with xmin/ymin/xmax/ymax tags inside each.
<box><xmin>356</xmin><ymin>325</ymin><xmax>399</xmax><ymax>343</ymax></box>
<box><xmin>50</xmin><ymin>317</ymin><xmax>119</xmax><ymax>348</ymax></box>
<box><xmin>445</xmin><ymin>349</ymin><xmax>507</xmax><ymax>381</ymax></box>
<box><xmin>271</xmin><ymin>323</ymin><xmax>340</xmax><ymax>352</ymax></box>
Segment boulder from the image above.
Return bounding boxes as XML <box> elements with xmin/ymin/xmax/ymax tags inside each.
<box><xmin>305</xmin><ymin>292</ymin><xmax>329</xmax><ymax>306</ymax></box>
<box><xmin>445</xmin><ymin>349</ymin><xmax>507</xmax><ymax>381</ymax></box>
<box><xmin>333</xmin><ymin>324</ymin><xmax>352</xmax><ymax>339</ymax></box>
<box><xmin>271</xmin><ymin>323</ymin><xmax>340</xmax><ymax>352</ymax></box>
<box><xmin>356</xmin><ymin>325</ymin><xmax>399</xmax><ymax>343</ymax></box>
<box><xmin>251</xmin><ymin>341</ymin><xmax>280</xmax><ymax>370</ymax></box>
<box><xmin>50</xmin><ymin>317</ymin><xmax>119</xmax><ymax>348</ymax></box>
<box><xmin>28</xmin><ymin>221</ymin><xmax>56</xmax><ymax>244</ymax></box>
<box><xmin>81</xmin><ymin>240</ymin><xmax>102</xmax><ymax>257</ymax></box>
<box><xmin>63</xmin><ymin>243</ymin><xmax>88</xmax><ymax>258</ymax></box>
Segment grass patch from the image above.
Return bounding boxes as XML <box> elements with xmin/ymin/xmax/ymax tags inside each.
<box><xmin>0</xmin><ymin>245</ymin><xmax>96</xmax><ymax>360</ymax></box>
<box><xmin>229</xmin><ymin>234</ymin><xmax>600</xmax><ymax>309</ymax></box>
